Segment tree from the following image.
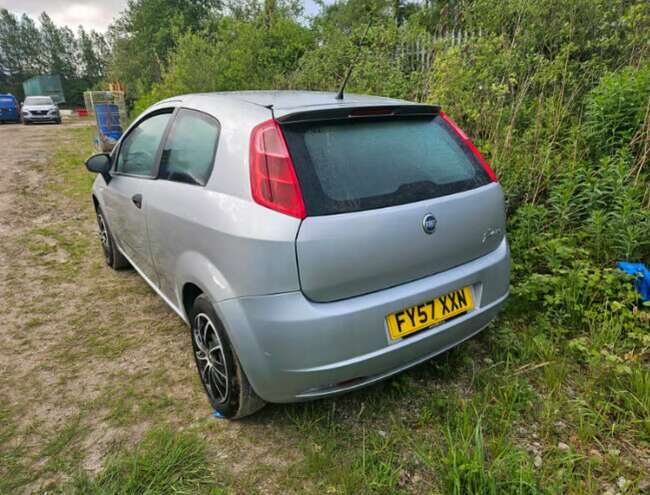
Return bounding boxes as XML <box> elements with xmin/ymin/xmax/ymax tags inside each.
<box><xmin>0</xmin><ymin>9</ymin><xmax>109</xmax><ymax>103</ymax></box>
<box><xmin>108</xmin><ymin>0</ymin><xmax>222</xmax><ymax>100</ymax></box>
<box><xmin>78</xmin><ymin>27</ymin><xmax>104</xmax><ymax>81</ymax></box>
<box><xmin>18</xmin><ymin>14</ymin><xmax>45</xmax><ymax>75</ymax></box>
<box><xmin>0</xmin><ymin>9</ymin><xmax>22</xmax><ymax>89</ymax></box>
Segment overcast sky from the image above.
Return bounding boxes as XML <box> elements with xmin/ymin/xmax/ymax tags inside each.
<box><xmin>2</xmin><ymin>0</ymin><xmax>323</xmax><ymax>33</ymax></box>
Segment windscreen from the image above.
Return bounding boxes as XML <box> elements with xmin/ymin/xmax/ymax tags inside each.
<box><xmin>281</xmin><ymin>115</ymin><xmax>491</xmax><ymax>216</ymax></box>
<box><xmin>25</xmin><ymin>97</ymin><xmax>53</xmax><ymax>105</ymax></box>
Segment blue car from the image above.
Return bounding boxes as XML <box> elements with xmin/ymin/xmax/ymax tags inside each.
<box><xmin>0</xmin><ymin>94</ymin><xmax>20</xmax><ymax>123</ymax></box>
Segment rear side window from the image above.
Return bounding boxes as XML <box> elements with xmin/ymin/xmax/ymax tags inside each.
<box><xmin>282</xmin><ymin>116</ymin><xmax>491</xmax><ymax>215</ymax></box>
<box><xmin>159</xmin><ymin>109</ymin><xmax>219</xmax><ymax>186</ymax></box>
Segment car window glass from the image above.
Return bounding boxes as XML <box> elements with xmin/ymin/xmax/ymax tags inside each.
<box><xmin>282</xmin><ymin>116</ymin><xmax>490</xmax><ymax>215</ymax></box>
<box><xmin>158</xmin><ymin>109</ymin><xmax>219</xmax><ymax>186</ymax></box>
<box><xmin>116</xmin><ymin>112</ymin><xmax>171</xmax><ymax>177</ymax></box>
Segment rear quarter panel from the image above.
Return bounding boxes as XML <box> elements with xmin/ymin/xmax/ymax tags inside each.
<box><xmin>144</xmin><ymin>96</ymin><xmax>302</xmax><ymax>313</ymax></box>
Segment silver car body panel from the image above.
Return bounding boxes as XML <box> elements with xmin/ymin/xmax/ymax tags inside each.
<box><xmin>296</xmin><ymin>183</ymin><xmax>506</xmax><ymax>302</ymax></box>
<box><xmin>91</xmin><ymin>90</ymin><xmax>511</xmax><ymax>403</ymax></box>
<box><xmin>217</xmin><ymin>238</ymin><xmax>509</xmax><ymax>402</ymax></box>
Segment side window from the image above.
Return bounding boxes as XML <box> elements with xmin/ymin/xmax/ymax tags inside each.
<box><xmin>116</xmin><ymin>112</ymin><xmax>172</xmax><ymax>177</ymax></box>
<box><xmin>158</xmin><ymin>109</ymin><xmax>220</xmax><ymax>186</ymax></box>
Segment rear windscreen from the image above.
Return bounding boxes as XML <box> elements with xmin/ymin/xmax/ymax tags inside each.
<box><xmin>281</xmin><ymin>115</ymin><xmax>491</xmax><ymax>216</ymax></box>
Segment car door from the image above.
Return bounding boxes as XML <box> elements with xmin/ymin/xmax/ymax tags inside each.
<box><xmin>144</xmin><ymin>108</ymin><xmax>221</xmax><ymax>301</ymax></box>
<box><xmin>102</xmin><ymin>110</ymin><xmax>173</xmax><ymax>283</ymax></box>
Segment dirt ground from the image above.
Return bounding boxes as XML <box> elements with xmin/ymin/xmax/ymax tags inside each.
<box><xmin>0</xmin><ymin>121</ymin><xmax>308</xmax><ymax>493</ymax></box>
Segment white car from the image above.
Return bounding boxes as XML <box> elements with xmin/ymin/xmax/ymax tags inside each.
<box><xmin>22</xmin><ymin>96</ymin><xmax>61</xmax><ymax>124</ymax></box>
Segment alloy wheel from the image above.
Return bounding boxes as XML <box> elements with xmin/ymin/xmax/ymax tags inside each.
<box><xmin>193</xmin><ymin>313</ymin><xmax>230</xmax><ymax>404</ymax></box>
<box><xmin>96</xmin><ymin>212</ymin><xmax>111</xmax><ymax>259</ymax></box>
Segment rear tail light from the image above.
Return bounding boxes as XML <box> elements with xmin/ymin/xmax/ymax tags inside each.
<box><xmin>249</xmin><ymin>119</ymin><xmax>306</xmax><ymax>219</ymax></box>
<box><xmin>439</xmin><ymin>111</ymin><xmax>497</xmax><ymax>182</ymax></box>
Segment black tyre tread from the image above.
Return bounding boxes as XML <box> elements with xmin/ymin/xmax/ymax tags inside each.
<box><xmin>111</xmin><ymin>241</ymin><xmax>130</xmax><ymax>270</ymax></box>
<box><xmin>231</xmin><ymin>356</ymin><xmax>267</xmax><ymax>419</ymax></box>
<box><xmin>190</xmin><ymin>295</ymin><xmax>266</xmax><ymax>419</ymax></box>
<box><xmin>96</xmin><ymin>206</ymin><xmax>130</xmax><ymax>270</ymax></box>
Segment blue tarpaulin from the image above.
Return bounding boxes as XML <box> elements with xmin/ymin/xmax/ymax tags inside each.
<box><xmin>616</xmin><ymin>262</ymin><xmax>650</xmax><ymax>302</ymax></box>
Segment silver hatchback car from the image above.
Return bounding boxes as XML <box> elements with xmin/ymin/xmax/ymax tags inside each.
<box><xmin>85</xmin><ymin>91</ymin><xmax>510</xmax><ymax>418</ymax></box>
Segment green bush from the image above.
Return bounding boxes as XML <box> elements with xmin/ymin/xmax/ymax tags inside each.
<box><xmin>585</xmin><ymin>62</ymin><xmax>650</xmax><ymax>158</ymax></box>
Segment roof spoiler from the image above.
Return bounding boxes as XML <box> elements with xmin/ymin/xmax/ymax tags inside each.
<box><xmin>278</xmin><ymin>104</ymin><xmax>441</xmax><ymax>125</ymax></box>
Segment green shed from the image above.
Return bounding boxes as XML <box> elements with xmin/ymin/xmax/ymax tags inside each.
<box><xmin>22</xmin><ymin>75</ymin><xmax>65</xmax><ymax>104</ymax></box>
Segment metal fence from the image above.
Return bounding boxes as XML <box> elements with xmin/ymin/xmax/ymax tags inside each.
<box><xmin>396</xmin><ymin>29</ymin><xmax>482</xmax><ymax>71</ymax></box>
<box><xmin>83</xmin><ymin>91</ymin><xmax>128</xmax><ymax>151</ymax></box>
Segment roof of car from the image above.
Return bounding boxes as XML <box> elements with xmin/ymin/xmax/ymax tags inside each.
<box><xmin>155</xmin><ymin>90</ymin><xmax>416</xmax><ymax>116</ymax></box>
<box><xmin>209</xmin><ymin>90</ymin><xmax>410</xmax><ymax>109</ymax></box>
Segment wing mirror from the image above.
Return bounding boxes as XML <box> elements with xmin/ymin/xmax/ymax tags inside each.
<box><xmin>85</xmin><ymin>153</ymin><xmax>112</xmax><ymax>184</ymax></box>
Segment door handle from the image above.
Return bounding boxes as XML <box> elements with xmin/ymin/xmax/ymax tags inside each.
<box><xmin>131</xmin><ymin>193</ymin><xmax>143</xmax><ymax>209</ymax></box>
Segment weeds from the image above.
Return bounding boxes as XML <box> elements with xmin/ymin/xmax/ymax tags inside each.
<box><xmin>439</xmin><ymin>418</ymin><xmax>538</xmax><ymax>495</ymax></box>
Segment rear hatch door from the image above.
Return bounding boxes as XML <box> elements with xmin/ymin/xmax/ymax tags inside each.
<box><xmin>281</xmin><ymin>108</ymin><xmax>505</xmax><ymax>303</ymax></box>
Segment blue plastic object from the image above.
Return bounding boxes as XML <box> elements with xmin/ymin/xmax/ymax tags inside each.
<box><xmin>616</xmin><ymin>262</ymin><xmax>650</xmax><ymax>302</ymax></box>
<box><xmin>95</xmin><ymin>103</ymin><xmax>123</xmax><ymax>140</ymax></box>
<box><xmin>212</xmin><ymin>410</ymin><xmax>224</xmax><ymax>419</ymax></box>
<box><xmin>0</xmin><ymin>93</ymin><xmax>19</xmax><ymax>122</ymax></box>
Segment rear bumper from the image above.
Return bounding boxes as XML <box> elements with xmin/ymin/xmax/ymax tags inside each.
<box><xmin>217</xmin><ymin>238</ymin><xmax>510</xmax><ymax>403</ymax></box>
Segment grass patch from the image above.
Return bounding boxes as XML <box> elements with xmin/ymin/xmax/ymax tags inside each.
<box><xmin>437</xmin><ymin>417</ymin><xmax>538</xmax><ymax>495</ymax></box>
<box><xmin>69</xmin><ymin>427</ymin><xmax>223</xmax><ymax>495</ymax></box>
<box><xmin>0</xmin><ymin>401</ymin><xmax>31</xmax><ymax>494</ymax></box>
<box><xmin>47</xmin><ymin>127</ymin><xmax>98</xmax><ymax>201</ymax></box>
<box><xmin>40</xmin><ymin>414</ymin><xmax>89</xmax><ymax>475</ymax></box>
<box><xmin>96</xmin><ymin>370</ymin><xmax>185</xmax><ymax>427</ymax></box>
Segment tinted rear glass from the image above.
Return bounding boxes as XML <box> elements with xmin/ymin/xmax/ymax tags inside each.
<box><xmin>281</xmin><ymin>116</ymin><xmax>491</xmax><ymax>216</ymax></box>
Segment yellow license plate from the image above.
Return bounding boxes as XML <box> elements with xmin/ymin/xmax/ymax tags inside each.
<box><xmin>386</xmin><ymin>287</ymin><xmax>474</xmax><ymax>340</ymax></box>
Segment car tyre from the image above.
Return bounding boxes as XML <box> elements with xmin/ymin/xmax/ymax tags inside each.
<box><xmin>190</xmin><ymin>294</ymin><xmax>266</xmax><ymax>419</ymax></box>
<box><xmin>95</xmin><ymin>206</ymin><xmax>130</xmax><ymax>270</ymax></box>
